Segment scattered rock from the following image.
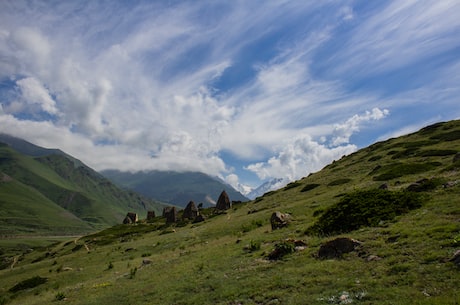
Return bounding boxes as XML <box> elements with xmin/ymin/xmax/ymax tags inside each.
<box><xmin>216</xmin><ymin>190</ymin><xmax>232</xmax><ymax>211</ymax></box>
<box><xmin>443</xmin><ymin>181</ymin><xmax>458</xmax><ymax>188</ymax></box>
<box><xmin>448</xmin><ymin>249</ymin><xmax>460</xmax><ymax>267</ymax></box>
<box><xmin>268</xmin><ymin>239</ymin><xmax>306</xmax><ymax>260</ymax></box>
<box><xmin>270</xmin><ymin>211</ymin><xmax>290</xmax><ymax>230</ymax></box>
<box><xmin>367</xmin><ymin>255</ymin><xmax>382</xmax><ymax>262</ymax></box>
<box><xmin>453</xmin><ymin>152</ymin><xmax>460</xmax><ymax>163</ymax></box>
<box><xmin>318</xmin><ymin>237</ymin><xmax>362</xmax><ymax>259</ymax></box>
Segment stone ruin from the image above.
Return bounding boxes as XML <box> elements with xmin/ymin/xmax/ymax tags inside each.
<box><xmin>146</xmin><ymin>211</ymin><xmax>156</xmax><ymax>221</ymax></box>
<box><xmin>163</xmin><ymin>206</ymin><xmax>177</xmax><ymax>223</ymax></box>
<box><xmin>123</xmin><ymin>212</ymin><xmax>138</xmax><ymax>224</ymax></box>
<box><xmin>215</xmin><ymin>190</ymin><xmax>231</xmax><ymax>211</ymax></box>
<box><xmin>182</xmin><ymin>201</ymin><xmax>199</xmax><ymax>220</ymax></box>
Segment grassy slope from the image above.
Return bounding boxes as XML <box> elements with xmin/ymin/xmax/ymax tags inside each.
<box><xmin>0</xmin><ymin>145</ymin><xmax>167</xmax><ymax>235</ymax></box>
<box><xmin>0</xmin><ymin>120</ymin><xmax>459</xmax><ymax>304</ymax></box>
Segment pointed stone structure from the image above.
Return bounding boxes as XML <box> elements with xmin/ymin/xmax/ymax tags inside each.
<box><xmin>215</xmin><ymin>190</ymin><xmax>231</xmax><ymax>211</ymax></box>
<box><xmin>182</xmin><ymin>201</ymin><xmax>199</xmax><ymax>220</ymax></box>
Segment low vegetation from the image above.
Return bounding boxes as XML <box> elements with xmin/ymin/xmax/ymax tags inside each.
<box><xmin>1</xmin><ymin>120</ymin><xmax>459</xmax><ymax>304</ymax></box>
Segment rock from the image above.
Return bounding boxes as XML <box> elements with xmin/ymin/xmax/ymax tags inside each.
<box><xmin>367</xmin><ymin>255</ymin><xmax>382</xmax><ymax>262</ymax></box>
<box><xmin>193</xmin><ymin>214</ymin><xmax>206</xmax><ymax>223</ymax></box>
<box><xmin>163</xmin><ymin>207</ymin><xmax>177</xmax><ymax>223</ymax></box>
<box><xmin>182</xmin><ymin>201</ymin><xmax>199</xmax><ymax>220</ymax></box>
<box><xmin>379</xmin><ymin>183</ymin><xmax>389</xmax><ymax>190</ymax></box>
<box><xmin>270</xmin><ymin>211</ymin><xmax>290</xmax><ymax>230</ymax></box>
<box><xmin>318</xmin><ymin>237</ymin><xmax>362</xmax><ymax>259</ymax></box>
<box><xmin>216</xmin><ymin>190</ymin><xmax>232</xmax><ymax>211</ymax></box>
<box><xmin>453</xmin><ymin>152</ymin><xmax>460</xmax><ymax>163</ymax></box>
<box><xmin>123</xmin><ymin>212</ymin><xmax>138</xmax><ymax>224</ymax></box>
<box><xmin>142</xmin><ymin>258</ymin><xmax>153</xmax><ymax>265</ymax></box>
<box><xmin>449</xmin><ymin>249</ymin><xmax>460</xmax><ymax>267</ymax></box>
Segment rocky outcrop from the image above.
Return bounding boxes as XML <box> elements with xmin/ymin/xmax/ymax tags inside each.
<box><xmin>270</xmin><ymin>211</ymin><xmax>290</xmax><ymax>230</ymax></box>
<box><xmin>182</xmin><ymin>201</ymin><xmax>199</xmax><ymax>220</ymax></box>
<box><xmin>163</xmin><ymin>207</ymin><xmax>177</xmax><ymax>223</ymax></box>
<box><xmin>215</xmin><ymin>190</ymin><xmax>231</xmax><ymax>211</ymax></box>
<box><xmin>318</xmin><ymin>237</ymin><xmax>362</xmax><ymax>259</ymax></box>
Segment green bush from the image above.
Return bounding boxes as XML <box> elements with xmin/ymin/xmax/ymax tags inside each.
<box><xmin>300</xmin><ymin>184</ymin><xmax>320</xmax><ymax>192</ymax></box>
<box><xmin>283</xmin><ymin>182</ymin><xmax>302</xmax><ymax>190</ymax></box>
<box><xmin>327</xmin><ymin>178</ymin><xmax>352</xmax><ymax>186</ymax></box>
<box><xmin>372</xmin><ymin>162</ymin><xmax>441</xmax><ymax>181</ymax></box>
<box><xmin>9</xmin><ymin>276</ymin><xmax>47</xmax><ymax>293</ymax></box>
<box><xmin>305</xmin><ymin>189</ymin><xmax>425</xmax><ymax>235</ymax></box>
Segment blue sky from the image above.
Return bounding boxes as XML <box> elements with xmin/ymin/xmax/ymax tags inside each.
<box><xmin>0</xmin><ymin>1</ymin><xmax>459</xmax><ymax>194</ymax></box>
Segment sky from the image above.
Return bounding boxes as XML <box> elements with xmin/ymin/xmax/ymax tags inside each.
<box><xmin>0</xmin><ymin>1</ymin><xmax>459</xmax><ymax>194</ymax></box>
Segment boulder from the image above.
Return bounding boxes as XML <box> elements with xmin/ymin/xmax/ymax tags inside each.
<box><xmin>215</xmin><ymin>190</ymin><xmax>231</xmax><ymax>211</ymax></box>
<box><xmin>163</xmin><ymin>207</ymin><xmax>177</xmax><ymax>223</ymax></box>
<box><xmin>182</xmin><ymin>201</ymin><xmax>199</xmax><ymax>220</ymax></box>
<box><xmin>318</xmin><ymin>237</ymin><xmax>362</xmax><ymax>259</ymax></box>
<box><xmin>270</xmin><ymin>211</ymin><xmax>290</xmax><ymax>230</ymax></box>
<box><xmin>378</xmin><ymin>183</ymin><xmax>389</xmax><ymax>190</ymax></box>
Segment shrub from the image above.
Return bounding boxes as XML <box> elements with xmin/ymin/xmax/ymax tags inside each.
<box><xmin>327</xmin><ymin>178</ymin><xmax>352</xmax><ymax>186</ymax></box>
<box><xmin>300</xmin><ymin>184</ymin><xmax>320</xmax><ymax>192</ymax></box>
<box><xmin>372</xmin><ymin>162</ymin><xmax>441</xmax><ymax>181</ymax></box>
<box><xmin>283</xmin><ymin>182</ymin><xmax>302</xmax><ymax>190</ymax></box>
<box><xmin>268</xmin><ymin>241</ymin><xmax>296</xmax><ymax>260</ymax></box>
<box><xmin>305</xmin><ymin>189</ymin><xmax>425</xmax><ymax>235</ymax></box>
<box><xmin>55</xmin><ymin>292</ymin><xmax>66</xmax><ymax>301</ymax></box>
<box><xmin>9</xmin><ymin>276</ymin><xmax>48</xmax><ymax>293</ymax></box>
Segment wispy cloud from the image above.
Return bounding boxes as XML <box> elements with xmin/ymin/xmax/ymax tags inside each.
<box><xmin>0</xmin><ymin>0</ymin><xmax>459</xmax><ymax>190</ymax></box>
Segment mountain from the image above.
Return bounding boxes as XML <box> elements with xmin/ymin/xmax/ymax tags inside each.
<box><xmin>1</xmin><ymin>120</ymin><xmax>460</xmax><ymax>304</ymax></box>
<box><xmin>102</xmin><ymin>170</ymin><xmax>249</xmax><ymax>207</ymax></box>
<box><xmin>246</xmin><ymin>177</ymin><xmax>285</xmax><ymax>199</ymax></box>
<box><xmin>0</xmin><ymin>136</ymin><xmax>168</xmax><ymax>235</ymax></box>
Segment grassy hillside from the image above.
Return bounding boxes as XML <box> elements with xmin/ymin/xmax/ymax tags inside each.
<box><xmin>0</xmin><ymin>143</ymin><xmax>168</xmax><ymax>235</ymax></box>
<box><xmin>0</xmin><ymin>120</ymin><xmax>459</xmax><ymax>304</ymax></box>
<box><xmin>102</xmin><ymin>170</ymin><xmax>248</xmax><ymax>207</ymax></box>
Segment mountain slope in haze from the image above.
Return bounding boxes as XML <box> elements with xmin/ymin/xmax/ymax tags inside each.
<box><xmin>102</xmin><ymin>170</ymin><xmax>249</xmax><ymax>207</ymax></box>
<box><xmin>2</xmin><ymin>119</ymin><xmax>459</xmax><ymax>304</ymax></box>
<box><xmin>0</xmin><ymin>137</ymin><xmax>168</xmax><ymax>235</ymax></box>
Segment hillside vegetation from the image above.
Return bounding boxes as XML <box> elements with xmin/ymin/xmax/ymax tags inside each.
<box><xmin>1</xmin><ymin>120</ymin><xmax>459</xmax><ymax>304</ymax></box>
<box><xmin>0</xmin><ymin>142</ymin><xmax>167</xmax><ymax>236</ymax></box>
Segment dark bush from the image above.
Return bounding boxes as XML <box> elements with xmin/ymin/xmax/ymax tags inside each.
<box><xmin>430</xmin><ymin>130</ymin><xmax>460</xmax><ymax>141</ymax></box>
<box><xmin>268</xmin><ymin>240</ymin><xmax>296</xmax><ymax>260</ymax></box>
<box><xmin>305</xmin><ymin>189</ymin><xmax>425</xmax><ymax>236</ymax></box>
<box><xmin>284</xmin><ymin>182</ymin><xmax>302</xmax><ymax>191</ymax></box>
<box><xmin>9</xmin><ymin>276</ymin><xmax>47</xmax><ymax>293</ymax></box>
<box><xmin>418</xmin><ymin>149</ymin><xmax>457</xmax><ymax>157</ymax></box>
<box><xmin>368</xmin><ymin>155</ymin><xmax>382</xmax><ymax>162</ymax></box>
<box><xmin>372</xmin><ymin>162</ymin><xmax>441</xmax><ymax>181</ymax></box>
<box><xmin>300</xmin><ymin>184</ymin><xmax>320</xmax><ymax>192</ymax></box>
<box><xmin>328</xmin><ymin>178</ymin><xmax>352</xmax><ymax>186</ymax></box>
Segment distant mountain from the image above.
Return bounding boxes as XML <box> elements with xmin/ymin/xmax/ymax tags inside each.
<box><xmin>101</xmin><ymin>170</ymin><xmax>249</xmax><ymax>207</ymax></box>
<box><xmin>0</xmin><ymin>136</ymin><xmax>168</xmax><ymax>235</ymax></box>
<box><xmin>246</xmin><ymin>177</ymin><xmax>286</xmax><ymax>199</ymax></box>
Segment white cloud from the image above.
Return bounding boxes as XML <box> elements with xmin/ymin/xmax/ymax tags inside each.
<box><xmin>16</xmin><ymin>77</ymin><xmax>58</xmax><ymax>115</ymax></box>
<box><xmin>0</xmin><ymin>0</ymin><xmax>458</xmax><ymax>190</ymax></box>
<box><xmin>331</xmin><ymin>108</ymin><xmax>389</xmax><ymax>146</ymax></box>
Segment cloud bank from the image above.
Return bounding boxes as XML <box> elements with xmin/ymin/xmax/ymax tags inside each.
<box><xmin>0</xmin><ymin>1</ymin><xmax>459</xmax><ymax>191</ymax></box>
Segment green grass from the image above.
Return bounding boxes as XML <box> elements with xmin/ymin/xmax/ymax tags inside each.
<box><xmin>0</xmin><ymin>120</ymin><xmax>460</xmax><ymax>304</ymax></box>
